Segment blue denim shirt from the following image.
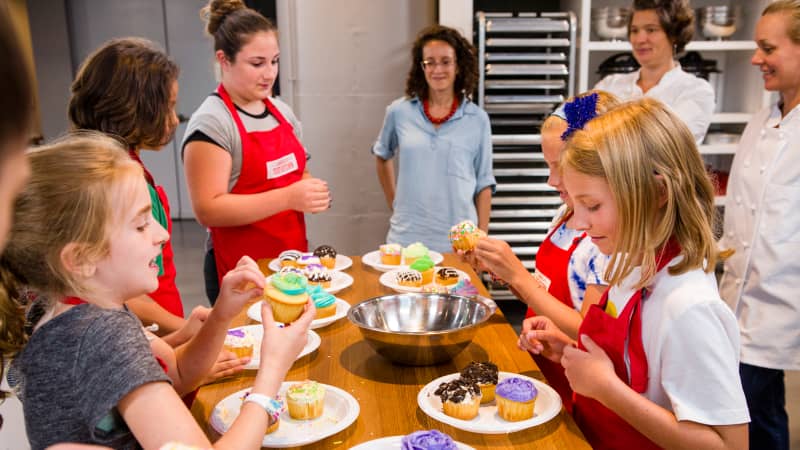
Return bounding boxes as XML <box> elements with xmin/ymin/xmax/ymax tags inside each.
<box><xmin>372</xmin><ymin>96</ymin><xmax>495</xmax><ymax>252</ymax></box>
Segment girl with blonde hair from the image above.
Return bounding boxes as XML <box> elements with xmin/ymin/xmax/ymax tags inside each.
<box><xmin>522</xmin><ymin>98</ymin><xmax>749</xmax><ymax>449</ymax></box>
<box><xmin>472</xmin><ymin>90</ymin><xmax>618</xmax><ymax>411</ymax></box>
<box><xmin>2</xmin><ymin>133</ymin><xmax>314</xmax><ymax>449</ymax></box>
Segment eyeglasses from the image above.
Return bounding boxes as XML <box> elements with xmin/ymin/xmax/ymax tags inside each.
<box><xmin>421</xmin><ymin>59</ymin><xmax>455</xmax><ymax>71</ymax></box>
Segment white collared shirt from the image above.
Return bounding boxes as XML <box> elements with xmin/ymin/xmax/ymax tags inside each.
<box><xmin>719</xmin><ymin>102</ymin><xmax>800</xmax><ymax>370</ymax></box>
<box><xmin>594</xmin><ymin>64</ymin><xmax>715</xmax><ymax>145</ymax></box>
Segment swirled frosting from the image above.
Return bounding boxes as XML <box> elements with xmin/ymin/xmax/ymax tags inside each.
<box><xmin>495</xmin><ymin>377</ymin><xmax>537</xmax><ymax>402</ymax></box>
<box><xmin>409</xmin><ymin>255</ymin><xmax>434</xmax><ymax>272</ymax></box>
<box><xmin>402</xmin><ymin>242</ymin><xmax>429</xmax><ymax>259</ymax></box>
<box><xmin>307</xmin><ymin>284</ymin><xmax>335</xmax><ymax>309</ymax></box>
<box><xmin>401</xmin><ymin>430</ymin><xmax>458</xmax><ymax>450</ymax></box>
<box><xmin>271</xmin><ymin>272</ymin><xmax>308</xmax><ymax>295</ymax></box>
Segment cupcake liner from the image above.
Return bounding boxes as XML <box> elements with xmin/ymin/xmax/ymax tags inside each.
<box><xmin>496</xmin><ymin>396</ymin><xmax>536</xmax><ymax>421</ymax></box>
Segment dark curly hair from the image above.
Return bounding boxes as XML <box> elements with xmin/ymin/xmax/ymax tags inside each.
<box><xmin>405</xmin><ymin>25</ymin><xmax>478</xmax><ymax>100</ymax></box>
<box><xmin>68</xmin><ymin>38</ymin><xmax>180</xmax><ymax>150</ymax></box>
<box><xmin>629</xmin><ymin>0</ymin><xmax>694</xmax><ymax>54</ymax></box>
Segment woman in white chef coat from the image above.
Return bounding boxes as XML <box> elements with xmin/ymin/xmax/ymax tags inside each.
<box><xmin>594</xmin><ymin>0</ymin><xmax>715</xmax><ymax>144</ymax></box>
<box><xmin>719</xmin><ymin>2</ymin><xmax>800</xmax><ymax>449</ymax></box>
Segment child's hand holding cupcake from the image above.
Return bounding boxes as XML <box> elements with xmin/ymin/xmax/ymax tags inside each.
<box><xmin>215</xmin><ymin>256</ymin><xmax>268</xmax><ymax>321</ymax></box>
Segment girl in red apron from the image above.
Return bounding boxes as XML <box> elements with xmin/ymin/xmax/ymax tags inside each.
<box><xmin>473</xmin><ymin>91</ymin><xmax>619</xmax><ymax>411</ymax></box>
<box><xmin>68</xmin><ymin>38</ymin><xmax>185</xmax><ymax>333</ymax></box>
<box><xmin>183</xmin><ymin>5</ymin><xmax>330</xmax><ymax>302</ymax></box>
<box><xmin>521</xmin><ymin>98</ymin><xmax>749</xmax><ymax>449</ymax></box>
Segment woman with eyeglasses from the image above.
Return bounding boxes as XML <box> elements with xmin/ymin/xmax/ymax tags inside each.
<box><xmin>372</xmin><ymin>24</ymin><xmax>495</xmax><ymax>253</ymax></box>
<box><xmin>183</xmin><ymin>0</ymin><xmax>331</xmax><ymax>303</ymax></box>
<box><xmin>594</xmin><ymin>0</ymin><xmax>715</xmax><ymax>144</ymax></box>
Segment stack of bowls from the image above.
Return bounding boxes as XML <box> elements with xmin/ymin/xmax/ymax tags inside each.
<box><xmin>348</xmin><ymin>293</ymin><xmax>492</xmax><ymax>366</ymax></box>
<box><xmin>698</xmin><ymin>6</ymin><xmax>740</xmax><ymax>40</ymax></box>
<box><xmin>592</xmin><ymin>7</ymin><xmax>632</xmax><ymax>41</ymax></box>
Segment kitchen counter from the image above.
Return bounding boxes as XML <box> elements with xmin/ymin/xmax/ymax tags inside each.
<box><xmin>190</xmin><ymin>254</ymin><xmax>589</xmax><ymax>449</ymax></box>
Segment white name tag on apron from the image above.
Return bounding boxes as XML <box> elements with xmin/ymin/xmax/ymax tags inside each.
<box><xmin>531</xmin><ymin>270</ymin><xmax>552</xmax><ymax>291</ymax></box>
<box><xmin>266</xmin><ymin>153</ymin><xmax>299</xmax><ymax>179</ymax></box>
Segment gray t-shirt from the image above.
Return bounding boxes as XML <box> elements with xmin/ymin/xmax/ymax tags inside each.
<box><xmin>9</xmin><ymin>304</ymin><xmax>170</xmax><ymax>450</ymax></box>
<box><xmin>182</xmin><ymin>94</ymin><xmax>307</xmax><ymax>192</ymax></box>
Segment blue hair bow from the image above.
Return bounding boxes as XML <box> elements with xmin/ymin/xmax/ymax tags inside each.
<box><xmin>560</xmin><ymin>92</ymin><xmax>599</xmax><ymax>141</ymax></box>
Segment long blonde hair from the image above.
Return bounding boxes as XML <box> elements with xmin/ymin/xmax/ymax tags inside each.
<box><xmin>562</xmin><ymin>98</ymin><xmax>717</xmax><ymax>288</ymax></box>
<box><xmin>0</xmin><ymin>133</ymin><xmax>143</xmax><ymax>363</ymax></box>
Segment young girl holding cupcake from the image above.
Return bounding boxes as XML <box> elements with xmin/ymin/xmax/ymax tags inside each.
<box><xmin>521</xmin><ymin>98</ymin><xmax>749</xmax><ymax>448</ymax></box>
<box><xmin>1</xmin><ymin>134</ymin><xmax>315</xmax><ymax>449</ymax></box>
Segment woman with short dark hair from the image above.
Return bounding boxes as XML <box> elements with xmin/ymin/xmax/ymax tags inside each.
<box><xmin>595</xmin><ymin>0</ymin><xmax>715</xmax><ymax>144</ymax></box>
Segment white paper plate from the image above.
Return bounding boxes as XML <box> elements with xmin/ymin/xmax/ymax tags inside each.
<box><xmin>417</xmin><ymin>371</ymin><xmax>562</xmax><ymax>434</ymax></box>
<box><xmin>379</xmin><ymin>267</ymin><xmax>470</xmax><ymax>293</ymax></box>
<box><xmin>268</xmin><ymin>253</ymin><xmax>353</xmax><ymax>273</ymax></box>
<box><xmin>246</xmin><ymin>298</ymin><xmax>350</xmax><ymax>329</ymax></box>
<box><xmin>361</xmin><ymin>250</ymin><xmax>444</xmax><ymax>272</ymax></box>
<box><xmin>224</xmin><ymin>326</ymin><xmax>320</xmax><ymax>370</ymax></box>
<box><xmin>266</xmin><ymin>271</ymin><xmax>353</xmax><ymax>295</ymax></box>
<box><xmin>350</xmin><ymin>435</ymin><xmax>474</xmax><ymax>450</ymax></box>
<box><xmin>210</xmin><ymin>382</ymin><xmax>359</xmax><ymax>448</ymax></box>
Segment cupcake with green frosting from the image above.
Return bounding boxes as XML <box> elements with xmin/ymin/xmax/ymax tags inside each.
<box><xmin>402</xmin><ymin>242</ymin><xmax>429</xmax><ymax>265</ymax></box>
<box><xmin>409</xmin><ymin>254</ymin><xmax>435</xmax><ymax>284</ymax></box>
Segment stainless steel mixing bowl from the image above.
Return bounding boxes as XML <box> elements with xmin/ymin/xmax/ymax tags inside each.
<box><xmin>347</xmin><ymin>293</ymin><xmax>492</xmax><ymax>365</ymax></box>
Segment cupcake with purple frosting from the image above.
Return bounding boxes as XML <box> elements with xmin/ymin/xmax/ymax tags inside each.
<box><xmin>401</xmin><ymin>429</ymin><xmax>458</xmax><ymax>450</ymax></box>
<box><xmin>495</xmin><ymin>377</ymin><xmax>537</xmax><ymax>421</ymax></box>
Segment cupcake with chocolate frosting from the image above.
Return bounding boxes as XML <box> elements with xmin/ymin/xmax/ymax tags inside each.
<box><xmin>434</xmin><ymin>377</ymin><xmax>482</xmax><ymax>420</ymax></box>
<box><xmin>313</xmin><ymin>244</ymin><xmax>337</xmax><ymax>269</ymax></box>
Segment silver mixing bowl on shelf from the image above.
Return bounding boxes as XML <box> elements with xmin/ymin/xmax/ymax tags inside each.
<box><xmin>348</xmin><ymin>293</ymin><xmax>493</xmax><ymax>366</ymax></box>
<box><xmin>698</xmin><ymin>6</ymin><xmax>740</xmax><ymax>40</ymax></box>
<box><xmin>592</xmin><ymin>7</ymin><xmax>632</xmax><ymax>41</ymax></box>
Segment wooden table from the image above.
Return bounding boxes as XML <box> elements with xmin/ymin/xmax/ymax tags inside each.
<box><xmin>191</xmin><ymin>255</ymin><xmax>589</xmax><ymax>449</ymax></box>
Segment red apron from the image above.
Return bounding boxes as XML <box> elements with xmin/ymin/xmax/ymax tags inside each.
<box><xmin>210</xmin><ymin>85</ymin><xmax>308</xmax><ymax>280</ymax></box>
<box><xmin>572</xmin><ymin>240</ymin><xmax>681</xmax><ymax>450</ymax></box>
<box><xmin>128</xmin><ymin>151</ymin><xmax>184</xmax><ymax>318</ymax></box>
<box><xmin>525</xmin><ymin>211</ymin><xmax>583</xmax><ymax>412</ymax></box>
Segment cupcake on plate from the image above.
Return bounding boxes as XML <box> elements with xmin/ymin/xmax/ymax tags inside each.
<box><xmin>409</xmin><ymin>255</ymin><xmax>435</xmax><ymax>285</ymax></box>
<box><xmin>265</xmin><ymin>272</ymin><xmax>309</xmax><ymax>323</ymax></box>
<box><xmin>297</xmin><ymin>253</ymin><xmax>321</xmax><ymax>267</ymax></box>
<box><xmin>495</xmin><ymin>377</ymin><xmax>537</xmax><ymax>421</ymax></box>
<box><xmin>307</xmin><ymin>284</ymin><xmax>337</xmax><ymax>319</ymax></box>
<box><xmin>305</xmin><ymin>263</ymin><xmax>332</xmax><ymax>288</ymax></box>
<box><xmin>448</xmin><ymin>220</ymin><xmax>485</xmax><ymax>252</ymax></box>
<box><xmin>435</xmin><ymin>267</ymin><xmax>460</xmax><ymax>286</ymax></box>
<box><xmin>396</xmin><ymin>269</ymin><xmax>423</xmax><ymax>288</ymax></box>
<box><xmin>286</xmin><ymin>380</ymin><xmax>326</xmax><ymax>420</ymax></box>
<box><xmin>460</xmin><ymin>361</ymin><xmax>499</xmax><ymax>404</ymax></box>
<box><xmin>433</xmin><ymin>377</ymin><xmax>482</xmax><ymax>420</ymax></box>
<box><xmin>401</xmin><ymin>430</ymin><xmax>458</xmax><ymax>450</ymax></box>
<box><xmin>380</xmin><ymin>243</ymin><xmax>402</xmax><ymax>265</ymax></box>
<box><xmin>223</xmin><ymin>328</ymin><xmax>255</xmax><ymax>359</ymax></box>
<box><xmin>402</xmin><ymin>242</ymin><xmax>429</xmax><ymax>265</ymax></box>
<box><xmin>278</xmin><ymin>249</ymin><xmax>302</xmax><ymax>268</ymax></box>
<box><xmin>313</xmin><ymin>244</ymin><xmax>337</xmax><ymax>269</ymax></box>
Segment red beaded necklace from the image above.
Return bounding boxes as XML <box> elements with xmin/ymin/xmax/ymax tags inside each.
<box><xmin>423</xmin><ymin>97</ymin><xmax>459</xmax><ymax>125</ymax></box>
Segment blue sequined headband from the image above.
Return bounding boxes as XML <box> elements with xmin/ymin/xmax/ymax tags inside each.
<box><xmin>560</xmin><ymin>92</ymin><xmax>599</xmax><ymax>141</ymax></box>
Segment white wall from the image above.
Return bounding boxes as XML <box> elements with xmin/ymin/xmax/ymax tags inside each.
<box><xmin>277</xmin><ymin>0</ymin><xmax>435</xmax><ymax>254</ymax></box>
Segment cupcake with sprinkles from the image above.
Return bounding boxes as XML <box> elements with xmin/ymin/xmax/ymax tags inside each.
<box><xmin>448</xmin><ymin>220</ymin><xmax>485</xmax><ymax>252</ymax></box>
<box><xmin>379</xmin><ymin>243</ymin><xmax>402</xmax><ymax>265</ymax></box>
<box><xmin>286</xmin><ymin>380</ymin><xmax>326</xmax><ymax>420</ymax></box>
<box><xmin>312</xmin><ymin>244</ymin><xmax>337</xmax><ymax>269</ymax></box>
<box><xmin>223</xmin><ymin>328</ymin><xmax>256</xmax><ymax>359</ymax></box>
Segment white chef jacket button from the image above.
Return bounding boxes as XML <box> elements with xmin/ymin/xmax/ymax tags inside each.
<box><xmin>735</xmin><ymin>196</ymin><xmax>742</xmax><ymax>204</ymax></box>
<box><xmin>744</xmin><ymin>161</ymin><xmax>750</xmax><ymax>168</ymax></box>
<box><xmin>779</xmin><ymin>132</ymin><xmax>785</xmax><ymax>139</ymax></box>
<box><xmin>728</xmin><ymin>231</ymin><xmax>734</xmax><ymax>237</ymax></box>
<box><xmin>743</xmin><ymin>242</ymin><xmax>749</xmax><ymax>249</ymax></box>
<box><xmin>760</xmin><ymin>130</ymin><xmax>766</xmax><ymax>137</ymax></box>
<box><xmin>735</xmin><ymin>278</ymin><xmax>742</xmax><ymax>285</ymax></box>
